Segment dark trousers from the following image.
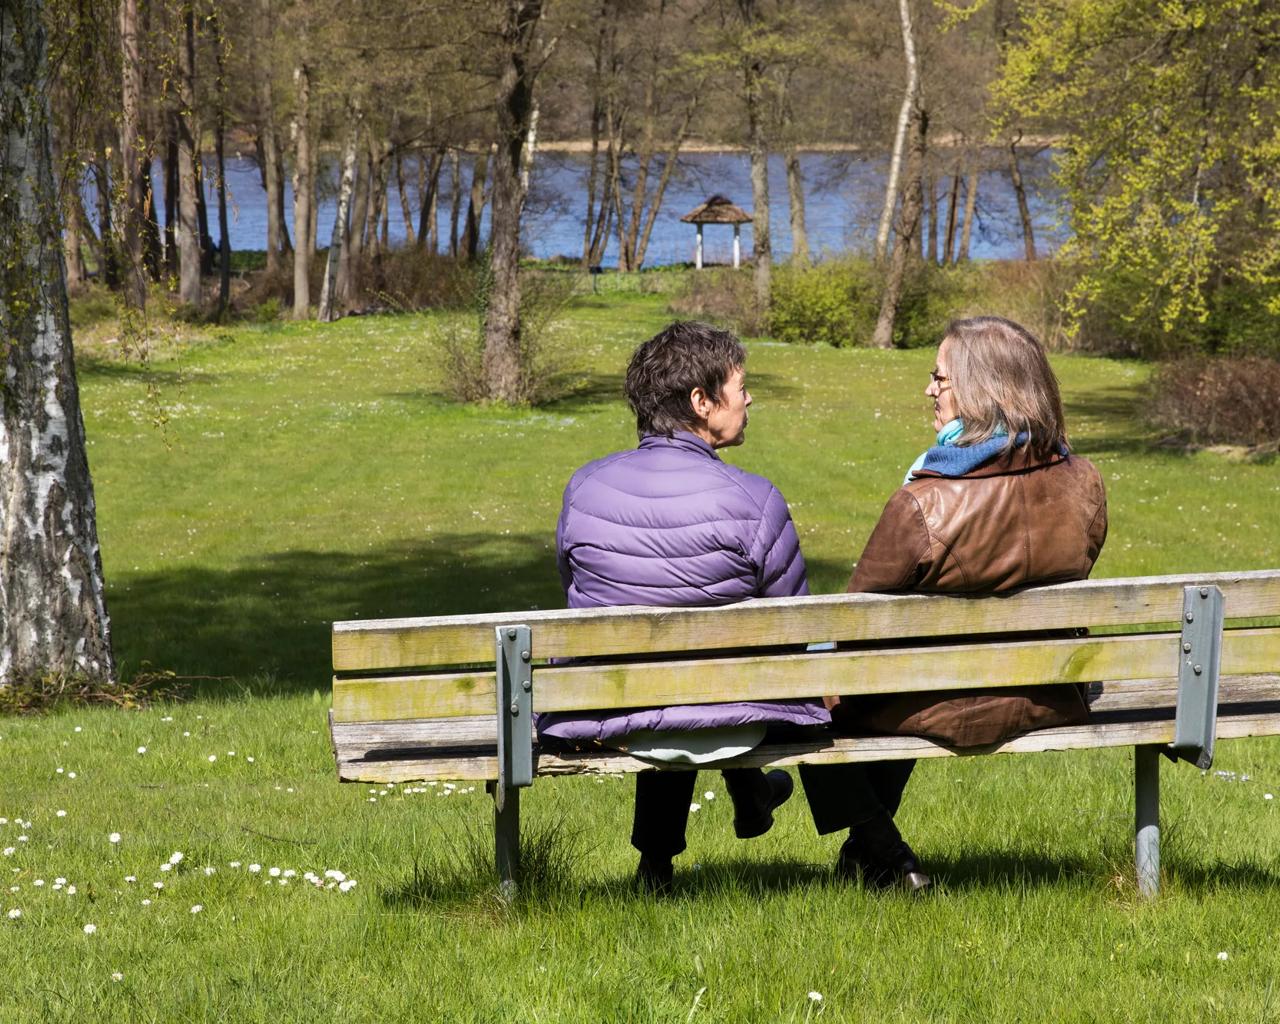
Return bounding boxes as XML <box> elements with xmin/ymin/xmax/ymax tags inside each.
<box><xmin>630</xmin><ymin>760</ymin><xmax>917</xmax><ymax>857</ymax></box>
<box><xmin>630</xmin><ymin>768</ymin><xmax>771</xmax><ymax>859</ymax></box>
<box><xmin>798</xmin><ymin>759</ymin><xmax>916</xmax><ymax>835</ymax></box>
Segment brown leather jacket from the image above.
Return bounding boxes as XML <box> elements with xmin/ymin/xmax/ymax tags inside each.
<box><xmin>830</xmin><ymin>446</ymin><xmax>1108</xmax><ymax>746</ymax></box>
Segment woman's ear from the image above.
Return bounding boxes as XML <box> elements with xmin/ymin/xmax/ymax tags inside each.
<box><xmin>689</xmin><ymin>385</ymin><xmax>713</xmax><ymax>422</ymax></box>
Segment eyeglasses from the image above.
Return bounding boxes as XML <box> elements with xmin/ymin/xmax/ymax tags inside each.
<box><xmin>929</xmin><ymin>370</ymin><xmax>950</xmax><ymax>385</ymax></box>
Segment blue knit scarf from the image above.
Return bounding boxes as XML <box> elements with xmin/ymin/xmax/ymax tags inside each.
<box><xmin>904</xmin><ymin>419</ymin><xmax>1024</xmax><ymax>483</ymax></box>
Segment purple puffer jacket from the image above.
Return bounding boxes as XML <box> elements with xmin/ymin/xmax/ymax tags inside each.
<box><xmin>537</xmin><ymin>431</ymin><xmax>830</xmax><ymax>744</ymax></box>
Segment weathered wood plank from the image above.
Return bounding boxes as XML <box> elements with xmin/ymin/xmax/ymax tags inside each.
<box><xmin>334</xmin><ymin>707</ymin><xmax>1280</xmax><ymax>783</ymax></box>
<box><xmin>332</xmin><ymin>570</ymin><xmax>1280</xmax><ymax>671</ymax></box>
<box><xmin>327</xmin><ymin>674</ymin><xmax>1280</xmax><ymax>761</ymax></box>
<box><xmin>331</xmin><ymin>627</ymin><xmax>1280</xmax><ymax>723</ymax></box>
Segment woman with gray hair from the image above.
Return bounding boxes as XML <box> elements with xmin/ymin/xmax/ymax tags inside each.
<box><xmin>813</xmin><ymin>315</ymin><xmax>1108</xmax><ymax>890</ymax></box>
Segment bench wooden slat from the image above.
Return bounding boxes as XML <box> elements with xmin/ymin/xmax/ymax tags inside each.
<box><xmin>330</xmin><ymin>626</ymin><xmax>1280</xmax><ymax>723</ymax></box>
<box><xmin>328</xmin><ymin>674</ymin><xmax>1280</xmax><ymax>762</ymax></box>
<box><xmin>332</xmin><ymin>570</ymin><xmax>1280</xmax><ymax>671</ymax></box>
<box><xmin>333</xmin><ymin>705</ymin><xmax>1280</xmax><ymax>783</ymax></box>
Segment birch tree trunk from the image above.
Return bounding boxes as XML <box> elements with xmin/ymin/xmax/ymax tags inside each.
<box><xmin>871</xmin><ymin>104</ymin><xmax>926</xmax><ymax>349</ymax></box>
<box><xmin>874</xmin><ymin>0</ymin><xmax>917</xmax><ymax>262</ymax></box>
<box><xmin>118</xmin><ymin>0</ymin><xmax>147</xmax><ymax>309</ymax></box>
<box><xmin>176</xmin><ymin>6</ymin><xmax>201</xmax><ymax>306</ymax></box>
<box><xmin>482</xmin><ymin>0</ymin><xmax>547</xmax><ymax>403</ymax></box>
<box><xmin>320</xmin><ymin>111</ymin><xmax>360</xmax><ymax>322</ymax></box>
<box><xmin>290</xmin><ymin>62</ymin><xmax>312</xmax><ymax>318</ymax></box>
<box><xmin>1</xmin><ymin>0</ymin><xmax>115</xmax><ymax>686</ymax></box>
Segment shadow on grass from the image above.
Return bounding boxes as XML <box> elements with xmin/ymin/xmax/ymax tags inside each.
<box><xmin>108</xmin><ymin>532</ymin><xmax>563</xmax><ymax>696</ymax></box>
<box><xmin>1066</xmin><ymin>385</ymin><xmax>1160</xmax><ymax>457</ymax></box>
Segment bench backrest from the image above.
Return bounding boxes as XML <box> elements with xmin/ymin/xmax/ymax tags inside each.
<box><xmin>332</xmin><ymin>570</ymin><xmax>1280</xmax><ymax>725</ymax></box>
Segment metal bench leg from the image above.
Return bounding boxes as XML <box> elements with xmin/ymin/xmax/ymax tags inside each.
<box><xmin>493</xmin><ymin>783</ymin><xmax>520</xmax><ymax>901</ymax></box>
<box><xmin>1135</xmin><ymin>744</ymin><xmax>1160</xmax><ymax>898</ymax></box>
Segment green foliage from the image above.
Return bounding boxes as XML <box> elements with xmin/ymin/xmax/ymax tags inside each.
<box><xmin>995</xmin><ymin>0</ymin><xmax>1280</xmax><ymax>352</ymax></box>
<box><xmin>767</xmin><ymin>259</ymin><xmax>1016</xmax><ymax>350</ymax></box>
<box><xmin>768</xmin><ymin>260</ymin><xmax>878</xmax><ymax>347</ymax></box>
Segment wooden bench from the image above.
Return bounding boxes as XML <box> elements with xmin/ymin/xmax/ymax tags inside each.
<box><xmin>329</xmin><ymin>569</ymin><xmax>1280</xmax><ymax>897</ymax></box>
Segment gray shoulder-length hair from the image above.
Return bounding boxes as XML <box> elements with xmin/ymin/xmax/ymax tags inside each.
<box><xmin>945</xmin><ymin>316</ymin><xmax>1068</xmax><ymax>458</ymax></box>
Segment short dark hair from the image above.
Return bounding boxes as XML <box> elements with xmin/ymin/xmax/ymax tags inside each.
<box><xmin>624</xmin><ymin>321</ymin><xmax>746</xmax><ymax>438</ymax></box>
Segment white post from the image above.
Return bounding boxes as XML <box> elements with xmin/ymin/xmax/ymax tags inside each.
<box><xmin>695</xmin><ymin>224</ymin><xmax>703</xmax><ymax>270</ymax></box>
<box><xmin>733</xmin><ymin>224</ymin><xmax>741</xmax><ymax>268</ymax></box>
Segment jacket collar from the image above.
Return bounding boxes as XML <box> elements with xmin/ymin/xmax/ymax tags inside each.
<box><xmin>639</xmin><ymin>431</ymin><xmax>720</xmax><ymax>460</ymax></box>
<box><xmin>913</xmin><ymin>444</ymin><xmax>1068</xmax><ymax>480</ymax></box>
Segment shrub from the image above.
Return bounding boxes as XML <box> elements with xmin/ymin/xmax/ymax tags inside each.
<box><xmin>666</xmin><ymin>268</ymin><xmax>766</xmax><ymax>336</ymax></box>
<box><xmin>437</xmin><ymin>264</ymin><xmax>581</xmax><ymax>406</ymax></box>
<box><xmin>768</xmin><ymin>260</ymin><xmax>878</xmax><ymax>347</ymax></box>
<box><xmin>1147</xmin><ymin>356</ymin><xmax>1280</xmax><ymax>447</ymax></box>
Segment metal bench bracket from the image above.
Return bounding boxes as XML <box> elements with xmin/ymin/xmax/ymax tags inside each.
<box><xmin>1168</xmin><ymin>585</ymin><xmax>1223</xmax><ymax>770</ymax></box>
<box><xmin>492</xmin><ymin>625</ymin><xmax>533</xmax><ymax>896</ymax></box>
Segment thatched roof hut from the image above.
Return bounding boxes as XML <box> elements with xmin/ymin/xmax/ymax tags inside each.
<box><xmin>680</xmin><ymin>195</ymin><xmax>752</xmax><ymax>225</ymax></box>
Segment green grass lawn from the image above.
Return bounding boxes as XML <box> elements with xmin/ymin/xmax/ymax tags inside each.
<box><xmin>2</xmin><ymin>292</ymin><xmax>1279</xmax><ymax>1022</ymax></box>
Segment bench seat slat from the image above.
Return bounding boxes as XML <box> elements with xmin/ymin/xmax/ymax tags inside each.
<box><xmin>330</xmin><ymin>627</ymin><xmax>1280</xmax><ymax>723</ymax></box>
<box><xmin>332</xmin><ymin>570</ymin><xmax>1280</xmax><ymax>671</ymax></box>
<box><xmin>333</xmin><ymin>705</ymin><xmax>1280</xmax><ymax>783</ymax></box>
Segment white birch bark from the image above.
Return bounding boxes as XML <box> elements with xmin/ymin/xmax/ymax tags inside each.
<box><xmin>1</xmin><ymin>0</ymin><xmax>115</xmax><ymax>685</ymax></box>
<box><xmin>874</xmin><ymin>0</ymin><xmax>918</xmax><ymax>262</ymax></box>
<box><xmin>319</xmin><ymin>111</ymin><xmax>361</xmax><ymax>322</ymax></box>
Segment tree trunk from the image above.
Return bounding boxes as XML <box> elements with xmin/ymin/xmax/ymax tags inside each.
<box><xmin>482</xmin><ymin>0</ymin><xmax>547</xmax><ymax>403</ymax></box>
<box><xmin>958</xmin><ymin>155</ymin><xmax>979</xmax><ymax>262</ymax></box>
<box><xmin>520</xmin><ymin>99</ymin><xmax>539</xmax><ymax>196</ymax></box>
<box><xmin>257</xmin><ymin>25</ymin><xmax>284</xmax><ymax>275</ymax></box>
<box><xmin>51</xmin><ymin>118</ymin><xmax>88</xmax><ymax>290</ymax></box>
<box><xmin>942</xmin><ymin>162</ymin><xmax>960</xmax><ymax>266</ymax></box>
<box><xmin>118</xmin><ymin>0</ymin><xmax>146</xmax><ymax>308</ymax></box>
<box><xmin>925</xmin><ymin>165</ymin><xmax>938</xmax><ymax>264</ymax></box>
<box><xmin>448</xmin><ymin>149</ymin><xmax>462</xmax><ymax>257</ymax></box>
<box><xmin>461</xmin><ymin>147</ymin><xmax>490</xmax><ymax>262</ymax></box>
<box><xmin>210</xmin><ymin>9</ymin><xmax>231</xmax><ymax>317</ymax></box>
<box><xmin>396</xmin><ymin>151</ymin><xmax>413</xmax><ymax>241</ymax></box>
<box><xmin>91</xmin><ymin>154</ymin><xmax>119</xmax><ymax>288</ymax></box>
<box><xmin>141</xmin><ymin>157</ymin><xmax>162</xmax><ymax>280</ymax></box>
<box><xmin>785</xmin><ymin>147</ymin><xmax>809</xmax><ymax>266</ymax></box>
<box><xmin>875</xmin><ymin>0</ymin><xmax>918</xmax><ymax>262</ymax></box>
<box><xmin>740</xmin><ymin>0</ymin><xmax>771</xmax><ymax>310</ymax></box>
<box><xmin>416</xmin><ymin>148</ymin><xmax>444</xmax><ymax>250</ymax></box>
<box><xmin>581</xmin><ymin>12</ymin><xmax>610</xmax><ymax>267</ymax></box>
<box><xmin>0</xmin><ymin>0</ymin><xmax>115</xmax><ymax>686</ymax></box>
<box><xmin>1009</xmin><ymin>132</ymin><xmax>1036</xmax><ymax>261</ymax></box>
<box><xmin>871</xmin><ymin>104</ymin><xmax>927</xmax><ymax>349</ymax></box>
<box><xmin>275</xmin><ymin>143</ymin><xmax>292</xmax><ymax>254</ymax></box>
<box><xmin>634</xmin><ymin>98</ymin><xmax>696</xmax><ymax>269</ymax></box>
<box><xmin>163</xmin><ymin>119</ymin><xmax>178</xmax><ymax>277</ymax></box>
<box><xmin>290</xmin><ymin>62</ymin><xmax>312</xmax><ymax>317</ymax></box>
<box><xmin>322</xmin><ymin>109</ymin><xmax>361</xmax><ymax>321</ymax></box>
<box><xmin>350</xmin><ymin>148</ymin><xmax>369</xmax><ymax>259</ymax></box>
<box><xmin>176</xmin><ymin>6</ymin><xmax>201</xmax><ymax>306</ymax></box>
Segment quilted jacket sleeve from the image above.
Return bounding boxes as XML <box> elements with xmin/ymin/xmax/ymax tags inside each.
<box><xmin>752</xmin><ymin>486</ymin><xmax>809</xmax><ymax>598</ymax></box>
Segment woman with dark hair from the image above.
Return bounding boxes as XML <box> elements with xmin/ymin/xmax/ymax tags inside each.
<box><xmin>540</xmin><ymin>321</ymin><xmax>830</xmax><ymax>893</ymax></box>
<box><xmin>821</xmin><ymin>315</ymin><xmax>1108</xmax><ymax>887</ymax></box>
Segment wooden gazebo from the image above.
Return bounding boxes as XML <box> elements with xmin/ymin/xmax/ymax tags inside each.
<box><xmin>680</xmin><ymin>195</ymin><xmax>752</xmax><ymax>269</ymax></box>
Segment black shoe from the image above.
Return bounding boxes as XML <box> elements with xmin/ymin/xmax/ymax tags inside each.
<box><xmin>733</xmin><ymin>769</ymin><xmax>795</xmax><ymax>839</ymax></box>
<box><xmin>838</xmin><ymin>831</ymin><xmax>932</xmax><ymax>894</ymax></box>
<box><xmin>635</xmin><ymin>854</ymin><xmax>674</xmax><ymax>896</ymax></box>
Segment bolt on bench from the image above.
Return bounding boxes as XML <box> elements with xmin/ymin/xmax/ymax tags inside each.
<box><xmin>330</xmin><ymin>570</ymin><xmax>1280</xmax><ymax>897</ymax></box>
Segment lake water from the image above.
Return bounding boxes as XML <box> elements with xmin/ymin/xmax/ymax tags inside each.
<box><xmin>118</xmin><ymin>148</ymin><xmax>1064</xmax><ymax>268</ymax></box>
